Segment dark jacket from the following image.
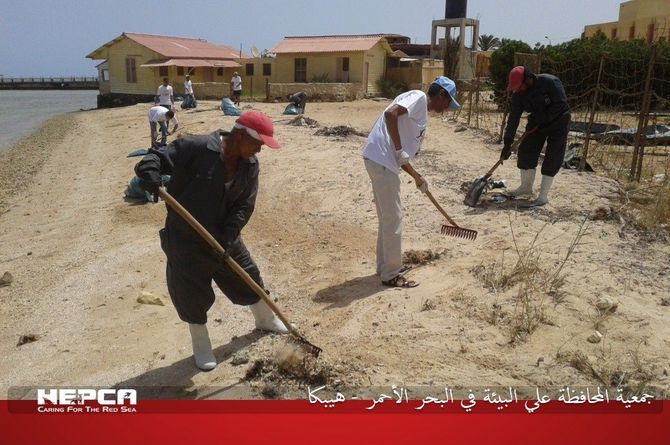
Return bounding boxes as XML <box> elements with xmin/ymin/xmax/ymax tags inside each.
<box><xmin>135</xmin><ymin>130</ymin><xmax>259</xmax><ymax>249</ymax></box>
<box><xmin>504</xmin><ymin>73</ymin><xmax>570</xmax><ymax>144</ymax></box>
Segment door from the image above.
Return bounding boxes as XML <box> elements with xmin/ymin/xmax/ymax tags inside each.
<box><xmin>336</xmin><ymin>57</ymin><xmax>350</xmax><ymax>82</ymax></box>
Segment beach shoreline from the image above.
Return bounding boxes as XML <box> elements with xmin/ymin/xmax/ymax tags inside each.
<box><xmin>0</xmin><ymin>113</ymin><xmax>77</xmax><ymax>213</ymax></box>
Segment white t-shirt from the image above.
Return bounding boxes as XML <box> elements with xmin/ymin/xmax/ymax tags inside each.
<box><xmin>157</xmin><ymin>84</ymin><xmax>173</xmax><ymax>105</ymax></box>
<box><xmin>184</xmin><ymin>79</ymin><xmax>193</xmax><ymax>95</ymax></box>
<box><xmin>361</xmin><ymin>90</ymin><xmax>428</xmax><ymax>174</ymax></box>
<box><xmin>148</xmin><ymin>106</ymin><xmax>178</xmax><ymax>125</ymax></box>
<box><xmin>231</xmin><ymin>76</ymin><xmax>242</xmax><ymax>91</ymax></box>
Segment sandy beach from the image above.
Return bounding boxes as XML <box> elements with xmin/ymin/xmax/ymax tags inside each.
<box><xmin>0</xmin><ymin>100</ymin><xmax>668</xmax><ymax>399</ymax></box>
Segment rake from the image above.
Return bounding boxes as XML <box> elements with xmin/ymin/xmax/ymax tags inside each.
<box><xmin>158</xmin><ymin>187</ymin><xmax>322</xmax><ymax>358</ymax></box>
<box><xmin>424</xmin><ymin>190</ymin><xmax>478</xmax><ymax>241</ymax></box>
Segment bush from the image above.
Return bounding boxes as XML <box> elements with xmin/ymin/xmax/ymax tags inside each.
<box><xmin>375</xmin><ymin>77</ymin><xmax>406</xmax><ymax>99</ymax></box>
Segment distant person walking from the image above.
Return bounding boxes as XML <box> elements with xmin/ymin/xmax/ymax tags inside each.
<box><xmin>231</xmin><ymin>72</ymin><xmax>242</xmax><ymax>106</ymax></box>
<box><xmin>156</xmin><ymin>77</ymin><xmax>174</xmax><ymax>110</ymax></box>
<box><xmin>182</xmin><ymin>75</ymin><xmax>197</xmax><ymax>109</ymax></box>
<box><xmin>148</xmin><ymin>105</ymin><xmax>179</xmax><ymax>148</ymax></box>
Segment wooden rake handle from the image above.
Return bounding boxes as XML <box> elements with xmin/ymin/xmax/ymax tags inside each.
<box><xmin>157</xmin><ymin>188</ymin><xmax>299</xmax><ymax>338</ymax></box>
<box><xmin>424</xmin><ymin>190</ymin><xmax>460</xmax><ymax>228</ymax></box>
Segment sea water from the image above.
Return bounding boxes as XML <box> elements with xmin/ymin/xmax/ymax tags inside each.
<box><xmin>0</xmin><ymin>90</ymin><xmax>98</xmax><ymax>153</ymax></box>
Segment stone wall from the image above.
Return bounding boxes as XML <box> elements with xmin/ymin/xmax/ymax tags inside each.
<box><xmin>267</xmin><ymin>82</ymin><xmax>365</xmax><ymax>102</ymax></box>
<box><xmin>192</xmin><ymin>82</ymin><xmax>230</xmax><ymax>100</ymax></box>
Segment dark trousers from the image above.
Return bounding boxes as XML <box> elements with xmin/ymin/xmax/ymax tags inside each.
<box><xmin>160</xmin><ymin>228</ymin><xmax>263</xmax><ymax>325</ymax></box>
<box><xmin>517</xmin><ymin>113</ymin><xmax>571</xmax><ymax>177</ymax></box>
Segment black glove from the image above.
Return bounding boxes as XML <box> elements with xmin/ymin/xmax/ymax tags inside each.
<box><xmin>138</xmin><ymin>178</ymin><xmax>160</xmax><ymax>203</ymax></box>
<box><xmin>500</xmin><ymin>140</ymin><xmax>513</xmax><ymax>160</ymax></box>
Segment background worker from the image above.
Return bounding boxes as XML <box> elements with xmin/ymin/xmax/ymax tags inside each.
<box><xmin>288</xmin><ymin>91</ymin><xmax>308</xmax><ymax>113</ymax></box>
<box><xmin>361</xmin><ymin>76</ymin><xmax>459</xmax><ymax>288</ymax></box>
<box><xmin>156</xmin><ymin>77</ymin><xmax>174</xmax><ymax>110</ymax></box>
<box><xmin>135</xmin><ymin>111</ymin><xmax>286</xmax><ymax>371</ymax></box>
<box><xmin>501</xmin><ymin>66</ymin><xmax>571</xmax><ymax>207</ymax></box>
<box><xmin>231</xmin><ymin>72</ymin><xmax>242</xmax><ymax>106</ymax></box>
<box><xmin>182</xmin><ymin>74</ymin><xmax>196</xmax><ymax>109</ymax></box>
<box><xmin>148</xmin><ymin>105</ymin><xmax>179</xmax><ymax>148</ymax></box>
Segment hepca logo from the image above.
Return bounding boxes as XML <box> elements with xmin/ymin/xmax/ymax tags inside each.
<box><xmin>37</xmin><ymin>389</ymin><xmax>137</xmax><ymax>405</ymax></box>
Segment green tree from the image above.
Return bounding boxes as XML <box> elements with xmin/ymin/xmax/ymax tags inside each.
<box><xmin>490</xmin><ymin>40</ymin><xmax>533</xmax><ymax>103</ymax></box>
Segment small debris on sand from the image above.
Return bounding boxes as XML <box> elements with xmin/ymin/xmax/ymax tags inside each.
<box><xmin>137</xmin><ymin>291</ymin><xmax>165</xmax><ymax>306</ymax></box>
<box><xmin>403</xmin><ymin>249</ymin><xmax>441</xmax><ymax>266</ymax></box>
<box><xmin>287</xmin><ymin>116</ymin><xmax>319</xmax><ymax>127</ymax></box>
<box><xmin>0</xmin><ymin>272</ymin><xmax>13</xmax><ymax>288</ymax></box>
<box><xmin>17</xmin><ymin>334</ymin><xmax>39</xmax><ymax>347</ymax></box>
<box><xmin>314</xmin><ymin>125</ymin><xmax>368</xmax><ymax>138</ymax></box>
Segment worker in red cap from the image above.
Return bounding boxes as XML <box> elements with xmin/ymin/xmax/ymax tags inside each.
<box><xmin>135</xmin><ymin>111</ymin><xmax>286</xmax><ymax>371</ymax></box>
<box><xmin>501</xmin><ymin>66</ymin><xmax>571</xmax><ymax>206</ymax></box>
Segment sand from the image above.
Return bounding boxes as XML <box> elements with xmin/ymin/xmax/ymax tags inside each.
<box><xmin>0</xmin><ymin>100</ymin><xmax>668</xmax><ymax>400</ymax></box>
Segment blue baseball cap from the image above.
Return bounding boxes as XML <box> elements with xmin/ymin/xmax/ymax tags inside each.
<box><xmin>432</xmin><ymin>76</ymin><xmax>460</xmax><ymax>110</ymax></box>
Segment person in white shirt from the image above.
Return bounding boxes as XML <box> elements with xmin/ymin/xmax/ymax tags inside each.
<box><xmin>156</xmin><ymin>78</ymin><xmax>174</xmax><ymax>110</ymax></box>
<box><xmin>361</xmin><ymin>76</ymin><xmax>460</xmax><ymax>288</ymax></box>
<box><xmin>231</xmin><ymin>72</ymin><xmax>242</xmax><ymax>106</ymax></box>
<box><xmin>182</xmin><ymin>75</ymin><xmax>196</xmax><ymax>109</ymax></box>
<box><xmin>148</xmin><ymin>105</ymin><xmax>179</xmax><ymax>147</ymax></box>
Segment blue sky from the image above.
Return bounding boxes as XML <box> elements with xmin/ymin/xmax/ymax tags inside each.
<box><xmin>0</xmin><ymin>0</ymin><xmax>623</xmax><ymax>77</ymax></box>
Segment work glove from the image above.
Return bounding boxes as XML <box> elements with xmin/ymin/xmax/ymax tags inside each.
<box><xmin>416</xmin><ymin>176</ymin><xmax>429</xmax><ymax>194</ymax></box>
<box><xmin>500</xmin><ymin>140</ymin><xmax>513</xmax><ymax>160</ymax></box>
<box><xmin>395</xmin><ymin>149</ymin><xmax>410</xmax><ymax>166</ymax></box>
<box><xmin>138</xmin><ymin>171</ymin><xmax>161</xmax><ymax>203</ymax></box>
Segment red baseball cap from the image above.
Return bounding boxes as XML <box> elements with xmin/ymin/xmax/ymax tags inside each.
<box><xmin>235</xmin><ymin>111</ymin><xmax>281</xmax><ymax>149</ymax></box>
<box><xmin>507</xmin><ymin>66</ymin><xmax>525</xmax><ymax>93</ymax></box>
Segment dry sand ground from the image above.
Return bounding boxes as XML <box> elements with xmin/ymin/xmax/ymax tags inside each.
<box><xmin>1</xmin><ymin>99</ymin><xmax>669</xmax><ymax>400</ymax></box>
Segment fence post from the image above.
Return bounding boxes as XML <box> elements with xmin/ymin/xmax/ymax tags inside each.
<box><xmin>265</xmin><ymin>78</ymin><xmax>269</xmax><ymax>102</ymax></box>
<box><xmin>580</xmin><ymin>54</ymin><xmax>606</xmax><ymax>171</ymax></box>
<box><xmin>630</xmin><ymin>44</ymin><xmax>657</xmax><ymax>181</ymax></box>
<box><xmin>250</xmin><ymin>77</ymin><xmax>253</xmax><ymax>100</ymax></box>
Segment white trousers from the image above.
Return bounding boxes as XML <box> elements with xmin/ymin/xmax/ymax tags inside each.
<box><xmin>364</xmin><ymin>159</ymin><xmax>403</xmax><ymax>282</ymax></box>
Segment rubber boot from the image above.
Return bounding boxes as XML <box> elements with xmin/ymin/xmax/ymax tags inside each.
<box><xmin>188</xmin><ymin>323</ymin><xmax>216</xmax><ymax>371</ymax></box>
<box><xmin>508</xmin><ymin>168</ymin><xmax>536</xmax><ymax>197</ymax></box>
<box><xmin>526</xmin><ymin>175</ymin><xmax>554</xmax><ymax>207</ymax></box>
<box><xmin>250</xmin><ymin>300</ymin><xmax>289</xmax><ymax>334</ymax></box>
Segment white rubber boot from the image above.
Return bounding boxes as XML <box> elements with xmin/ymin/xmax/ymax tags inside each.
<box><xmin>508</xmin><ymin>169</ymin><xmax>536</xmax><ymax>197</ymax></box>
<box><xmin>188</xmin><ymin>323</ymin><xmax>217</xmax><ymax>371</ymax></box>
<box><xmin>250</xmin><ymin>300</ymin><xmax>289</xmax><ymax>334</ymax></box>
<box><xmin>527</xmin><ymin>175</ymin><xmax>554</xmax><ymax>207</ymax></box>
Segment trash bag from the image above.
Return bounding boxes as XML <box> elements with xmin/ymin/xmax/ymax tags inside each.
<box><xmin>221</xmin><ymin>97</ymin><xmax>241</xmax><ymax>116</ymax></box>
<box><xmin>124</xmin><ymin>175</ymin><xmax>171</xmax><ymax>201</ymax></box>
<box><xmin>283</xmin><ymin>103</ymin><xmax>302</xmax><ymax>115</ymax></box>
<box><xmin>181</xmin><ymin>95</ymin><xmax>197</xmax><ymax>109</ymax></box>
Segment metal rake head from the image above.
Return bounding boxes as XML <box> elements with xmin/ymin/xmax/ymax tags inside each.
<box><xmin>290</xmin><ymin>333</ymin><xmax>323</xmax><ymax>358</ymax></box>
<box><xmin>440</xmin><ymin>224</ymin><xmax>478</xmax><ymax>241</ymax></box>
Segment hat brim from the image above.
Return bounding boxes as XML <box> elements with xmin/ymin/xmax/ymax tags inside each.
<box><xmin>260</xmin><ymin>134</ymin><xmax>281</xmax><ymax>149</ymax></box>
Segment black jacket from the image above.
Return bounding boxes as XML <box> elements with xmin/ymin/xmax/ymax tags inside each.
<box><xmin>504</xmin><ymin>73</ymin><xmax>570</xmax><ymax>144</ymax></box>
<box><xmin>135</xmin><ymin>130</ymin><xmax>259</xmax><ymax>248</ymax></box>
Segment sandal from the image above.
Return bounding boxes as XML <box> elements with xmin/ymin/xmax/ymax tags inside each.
<box><xmin>382</xmin><ymin>274</ymin><xmax>419</xmax><ymax>288</ymax></box>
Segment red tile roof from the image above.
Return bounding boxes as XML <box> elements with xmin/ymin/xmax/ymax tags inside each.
<box><xmin>271</xmin><ymin>35</ymin><xmax>392</xmax><ymax>54</ymax></box>
<box><xmin>87</xmin><ymin>32</ymin><xmax>249</xmax><ymax>60</ymax></box>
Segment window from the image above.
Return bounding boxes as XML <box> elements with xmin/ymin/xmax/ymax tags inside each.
<box><xmin>102</xmin><ymin>69</ymin><xmax>109</xmax><ymax>81</ymax></box>
<box><xmin>125</xmin><ymin>57</ymin><xmax>136</xmax><ymax>83</ymax></box>
<box><xmin>611</xmin><ymin>28</ymin><xmax>617</xmax><ymax>40</ymax></box>
<box><xmin>246</xmin><ymin>63</ymin><xmax>254</xmax><ymax>76</ymax></box>
<box><xmin>342</xmin><ymin>57</ymin><xmax>349</xmax><ymax>72</ymax></box>
<box><xmin>263</xmin><ymin>63</ymin><xmax>271</xmax><ymax>76</ymax></box>
<box><xmin>217</xmin><ymin>67</ymin><xmax>224</xmax><ymax>76</ymax></box>
<box><xmin>629</xmin><ymin>24</ymin><xmax>635</xmax><ymax>40</ymax></box>
<box><xmin>177</xmin><ymin>67</ymin><xmax>184</xmax><ymax>76</ymax></box>
<box><xmin>294</xmin><ymin>58</ymin><xmax>307</xmax><ymax>83</ymax></box>
<box><xmin>159</xmin><ymin>66</ymin><xmax>168</xmax><ymax>77</ymax></box>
